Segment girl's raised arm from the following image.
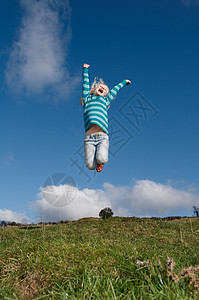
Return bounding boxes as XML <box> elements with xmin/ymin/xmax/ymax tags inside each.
<box><xmin>106</xmin><ymin>79</ymin><xmax>131</xmax><ymax>106</ymax></box>
<box><xmin>82</xmin><ymin>63</ymin><xmax>90</xmax><ymax>101</ymax></box>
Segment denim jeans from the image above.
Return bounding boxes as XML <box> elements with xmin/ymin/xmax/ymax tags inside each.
<box><xmin>84</xmin><ymin>133</ymin><xmax>109</xmax><ymax>170</ymax></box>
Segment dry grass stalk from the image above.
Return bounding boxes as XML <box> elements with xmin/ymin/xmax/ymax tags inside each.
<box><xmin>14</xmin><ymin>271</ymin><xmax>45</xmax><ymax>299</ymax></box>
<box><xmin>167</xmin><ymin>257</ymin><xmax>199</xmax><ymax>295</ymax></box>
<box><xmin>181</xmin><ymin>265</ymin><xmax>199</xmax><ymax>295</ymax></box>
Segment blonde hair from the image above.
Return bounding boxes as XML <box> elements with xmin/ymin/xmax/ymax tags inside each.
<box><xmin>90</xmin><ymin>77</ymin><xmax>109</xmax><ymax>95</ymax></box>
<box><xmin>79</xmin><ymin>77</ymin><xmax>109</xmax><ymax>106</ymax></box>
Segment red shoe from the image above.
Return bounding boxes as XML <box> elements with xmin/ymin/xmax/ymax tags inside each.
<box><xmin>96</xmin><ymin>164</ymin><xmax>104</xmax><ymax>172</ymax></box>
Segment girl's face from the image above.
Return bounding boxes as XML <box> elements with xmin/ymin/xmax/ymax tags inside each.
<box><xmin>95</xmin><ymin>84</ymin><xmax>109</xmax><ymax>97</ymax></box>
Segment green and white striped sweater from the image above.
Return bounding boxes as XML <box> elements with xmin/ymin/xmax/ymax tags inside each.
<box><xmin>82</xmin><ymin>67</ymin><xmax>127</xmax><ymax>135</ymax></box>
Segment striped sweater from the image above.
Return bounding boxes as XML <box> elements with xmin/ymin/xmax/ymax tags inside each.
<box><xmin>82</xmin><ymin>67</ymin><xmax>127</xmax><ymax>135</ymax></box>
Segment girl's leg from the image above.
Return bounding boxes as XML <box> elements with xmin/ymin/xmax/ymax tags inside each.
<box><xmin>84</xmin><ymin>135</ymin><xmax>97</xmax><ymax>170</ymax></box>
<box><xmin>96</xmin><ymin>135</ymin><xmax>109</xmax><ymax>166</ymax></box>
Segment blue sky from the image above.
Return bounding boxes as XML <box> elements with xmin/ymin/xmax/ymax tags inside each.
<box><xmin>0</xmin><ymin>0</ymin><xmax>199</xmax><ymax>223</ymax></box>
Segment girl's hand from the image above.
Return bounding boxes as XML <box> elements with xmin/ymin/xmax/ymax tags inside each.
<box><xmin>83</xmin><ymin>63</ymin><xmax>90</xmax><ymax>69</ymax></box>
<box><xmin>125</xmin><ymin>79</ymin><xmax>131</xmax><ymax>85</ymax></box>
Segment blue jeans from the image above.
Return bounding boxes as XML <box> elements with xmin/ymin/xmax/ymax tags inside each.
<box><xmin>84</xmin><ymin>133</ymin><xmax>109</xmax><ymax>170</ymax></box>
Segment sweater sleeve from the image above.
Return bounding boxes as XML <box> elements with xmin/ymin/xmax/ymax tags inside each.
<box><xmin>106</xmin><ymin>79</ymin><xmax>127</xmax><ymax>106</ymax></box>
<box><xmin>82</xmin><ymin>67</ymin><xmax>90</xmax><ymax>103</ymax></box>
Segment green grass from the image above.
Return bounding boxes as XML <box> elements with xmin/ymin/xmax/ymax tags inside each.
<box><xmin>1</xmin><ymin>217</ymin><xmax>199</xmax><ymax>299</ymax></box>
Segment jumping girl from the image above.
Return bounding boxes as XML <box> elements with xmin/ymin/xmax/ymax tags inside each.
<box><xmin>81</xmin><ymin>63</ymin><xmax>131</xmax><ymax>173</ymax></box>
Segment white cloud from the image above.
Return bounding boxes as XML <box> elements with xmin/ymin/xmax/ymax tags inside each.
<box><xmin>0</xmin><ymin>209</ymin><xmax>30</xmax><ymax>224</ymax></box>
<box><xmin>2</xmin><ymin>152</ymin><xmax>16</xmax><ymax>166</ymax></box>
<box><xmin>181</xmin><ymin>0</ymin><xmax>199</xmax><ymax>6</ymax></box>
<box><xmin>103</xmin><ymin>180</ymin><xmax>198</xmax><ymax>216</ymax></box>
<box><xmin>32</xmin><ymin>179</ymin><xmax>199</xmax><ymax>222</ymax></box>
<box><xmin>32</xmin><ymin>185</ymin><xmax>111</xmax><ymax>222</ymax></box>
<box><xmin>5</xmin><ymin>0</ymin><xmax>80</xmax><ymax>100</ymax></box>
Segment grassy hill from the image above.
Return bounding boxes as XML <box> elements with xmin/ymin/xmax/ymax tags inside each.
<box><xmin>1</xmin><ymin>217</ymin><xmax>199</xmax><ymax>299</ymax></box>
